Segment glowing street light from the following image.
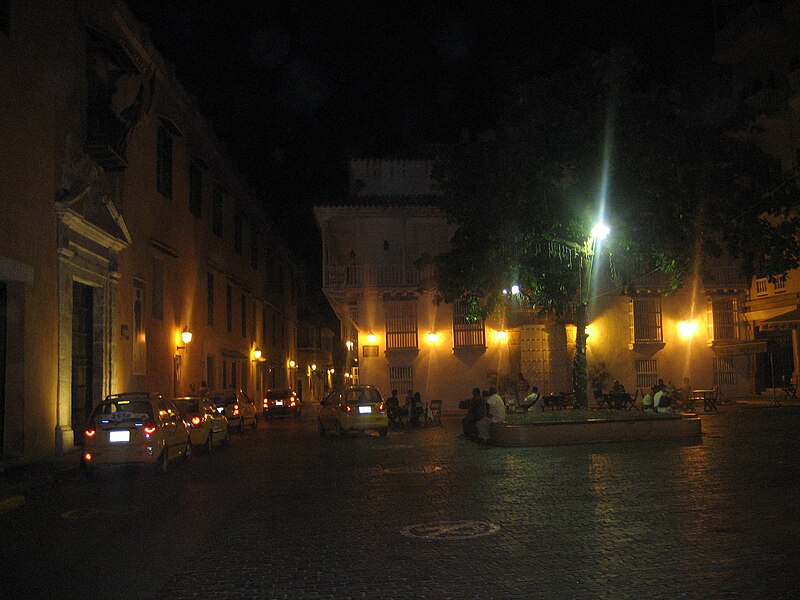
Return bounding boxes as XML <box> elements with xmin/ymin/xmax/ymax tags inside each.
<box><xmin>591</xmin><ymin>223</ymin><xmax>611</xmax><ymax>241</ymax></box>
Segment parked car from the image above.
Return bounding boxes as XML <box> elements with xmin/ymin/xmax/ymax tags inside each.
<box><xmin>205</xmin><ymin>389</ymin><xmax>258</xmax><ymax>432</ymax></box>
<box><xmin>262</xmin><ymin>388</ymin><xmax>301</xmax><ymax>419</ymax></box>
<box><xmin>173</xmin><ymin>396</ymin><xmax>230</xmax><ymax>451</ymax></box>
<box><xmin>318</xmin><ymin>385</ymin><xmax>388</xmax><ymax>437</ymax></box>
<box><xmin>81</xmin><ymin>392</ymin><xmax>192</xmax><ymax>476</ymax></box>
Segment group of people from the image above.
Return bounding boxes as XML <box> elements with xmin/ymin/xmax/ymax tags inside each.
<box><xmin>641</xmin><ymin>379</ymin><xmax>678</xmax><ymax>413</ymax></box>
<box><xmin>386</xmin><ymin>389</ymin><xmax>427</xmax><ymax>426</ymax></box>
<box><xmin>460</xmin><ymin>375</ymin><xmax>544</xmax><ymax>444</ymax></box>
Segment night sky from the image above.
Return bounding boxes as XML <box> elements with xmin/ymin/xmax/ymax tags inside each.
<box><xmin>128</xmin><ymin>0</ymin><xmax>716</xmax><ymax>270</ymax></box>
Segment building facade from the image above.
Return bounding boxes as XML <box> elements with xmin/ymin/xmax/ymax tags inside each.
<box><xmin>315</xmin><ymin>159</ymin><xmax>763</xmax><ymax>413</ymax></box>
<box><xmin>0</xmin><ymin>1</ymin><xmax>298</xmax><ymax>461</ymax></box>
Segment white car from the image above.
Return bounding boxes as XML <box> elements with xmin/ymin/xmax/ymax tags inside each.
<box><xmin>318</xmin><ymin>385</ymin><xmax>388</xmax><ymax>437</ymax></box>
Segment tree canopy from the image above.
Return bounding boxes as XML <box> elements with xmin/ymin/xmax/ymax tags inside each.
<box><xmin>432</xmin><ymin>49</ymin><xmax>800</xmax><ymax>320</ymax></box>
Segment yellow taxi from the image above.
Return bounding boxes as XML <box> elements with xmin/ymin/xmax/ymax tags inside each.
<box><xmin>317</xmin><ymin>385</ymin><xmax>388</xmax><ymax>437</ymax></box>
<box><xmin>81</xmin><ymin>393</ymin><xmax>192</xmax><ymax>477</ymax></box>
<box><xmin>205</xmin><ymin>389</ymin><xmax>258</xmax><ymax>432</ymax></box>
<box><xmin>173</xmin><ymin>396</ymin><xmax>230</xmax><ymax>452</ymax></box>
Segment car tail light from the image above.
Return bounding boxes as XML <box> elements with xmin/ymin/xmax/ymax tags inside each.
<box><xmin>233</xmin><ymin>404</ymin><xmax>240</xmax><ymax>416</ymax></box>
<box><xmin>84</xmin><ymin>425</ymin><xmax>96</xmax><ymax>438</ymax></box>
<box><xmin>343</xmin><ymin>404</ymin><xmax>351</xmax><ymax>413</ymax></box>
<box><xmin>379</xmin><ymin>402</ymin><xmax>385</xmax><ymax>412</ymax></box>
<box><xmin>263</xmin><ymin>399</ymin><xmax>268</xmax><ymax>408</ymax></box>
<box><xmin>190</xmin><ymin>416</ymin><xmax>201</xmax><ymax>427</ymax></box>
<box><xmin>290</xmin><ymin>399</ymin><xmax>296</xmax><ymax>407</ymax></box>
<box><xmin>83</xmin><ymin>452</ymin><xmax>92</xmax><ymax>462</ymax></box>
<box><xmin>144</xmin><ymin>420</ymin><xmax>157</xmax><ymax>436</ymax></box>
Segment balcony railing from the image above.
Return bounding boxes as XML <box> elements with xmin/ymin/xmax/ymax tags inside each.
<box><xmin>324</xmin><ymin>263</ymin><xmax>436</xmax><ymax>289</ymax></box>
<box><xmin>703</xmin><ymin>267</ymin><xmax>749</xmax><ymax>290</ymax></box>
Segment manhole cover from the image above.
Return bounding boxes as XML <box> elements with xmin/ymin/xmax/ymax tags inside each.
<box><xmin>401</xmin><ymin>520</ymin><xmax>500</xmax><ymax>540</ymax></box>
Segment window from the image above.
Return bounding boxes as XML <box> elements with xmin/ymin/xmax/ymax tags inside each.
<box><xmin>189</xmin><ymin>162</ymin><xmax>203</xmax><ymax>218</ymax></box>
<box><xmin>206</xmin><ymin>355</ymin><xmax>216</xmax><ymax>390</ymax></box>
<box><xmin>250</xmin><ymin>226</ymin><xmax>258</xmax><ymax>270</ymax></box>
<box><xmin>226</xmin><ymin>285</ymin><xmax>232</xmax><ymax>332</ymax></box>
<box><xmin>207</xmin><ymin>273</ymin><xmax>214</xmax><ymax>327</ymax></box>
<box><xmin>156</xmin><ymin>123</ymin><xmax>173</xmax><ymax>199</ymax></box>
<box><xmin>222</xmin><ymin>359</ymin><xmax>228</xmax><ymax>388</ymax></box>
<box><xmin>388</xmin><ymin>366</ymin><xmax>414</xmax><ymax>395</ymax></box>
<box><xmin>212</xmin><ymin>185</ymin><xmax>223</xmax><ymax>238</ymax></box>
<box><xmin>775</xmin><ymin>277</ymin><xmax>786</xmax><ymax>292</ymax></box>
<box><xmin>385</xmin><ymin>299</ymin><xmax>418</xmax><ymax>350</ymax></box>
<box><xmin>241</xmin><ymin>294</ymin><xmax>247</xmax><ymax>338</ymax></box>
<box><xmin>756</xmin><ymin>278</ymin><xmax>768</xmax><ymax>296</ymax></box>
<box><xmin>251</xmin><ymin>302</ymin><xmax>257</xmax><ymax>338</ymax></box>
<box><xmin>453</xmin><ymin>300</ymin><xmax>485</xmax><ymax>348</ymax></box>
<box><xmin>231</xmin><ymin>361</ymin><xmax>237</xmax><ymax>387</ymax></box>
<box><xmin>635</xmin><ymin>359</ymin><xmax>658</xmax><ymax>390</ymax></box>
<box><xmin>713</xmin><ymin>357</ymin><xmax>736</xmax><ymax>386</ymax></box>
<box><xmin>708</xmin><ymin>298</ymin><xmax>739</xmax><ymax>341</ymax></box>
<box><xmin>630</xmin><ymin>297</ymin><xmax>662</xmax><ymax>343</ymax></box>
<box><xmin>152</xmin><ymin>258</ymin><xmax>164</xmax><ymax>320</ymax></box>
<box><xmin>262</xmin><ymin>306</ymin><xmax>267</xmax><ymax>343</ymax></box>
<box><xmin>234</xmin><ymin>212</ymin><xmax>243</xmax><ymax>255</ymax></box>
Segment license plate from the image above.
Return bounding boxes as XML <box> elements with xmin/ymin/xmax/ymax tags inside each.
<box><xmin>275</xmin><ymin>400</ymin><xmax>284</xmax><ymax>406</ymax></box>
<box><xmin>217</xmin><ymin>407</ymin><xmax>224</xmax><ymax>414</ymax></box>
<box><xmin>358</xmin><ymin>406</ymin><xmax>372</xmax><ymax>414</ymax></box>
<box><xmin>109</xmin><ymin>430</ymin><xmax>130</xmax><ymax>443</ymax></box>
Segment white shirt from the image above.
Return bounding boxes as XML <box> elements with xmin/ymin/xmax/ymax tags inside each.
<box><xmin>653</xmin><ymin>390</ymin><xmax>664</xmax><ymax>407</ymax></box>
<box><xmin>485</xmin><ymin>393</ymin><xmax>506</xmax><ymax>423</ymax></box>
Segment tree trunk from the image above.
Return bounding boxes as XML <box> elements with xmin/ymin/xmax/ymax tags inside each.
<box><xmin>572</xmin><ymin>302</ymin><xmax>588</xmax><ymax>409</ymax></box>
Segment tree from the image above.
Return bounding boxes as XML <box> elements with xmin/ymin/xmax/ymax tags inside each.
<box><xmin>432</xmin><ymin>49</ymin><xmax>800</xmax><ymax>408</ymax></box>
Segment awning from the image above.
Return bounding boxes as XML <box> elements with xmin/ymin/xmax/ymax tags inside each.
<box><xmin>221</xmin><ymin>348</ymin><xmax>249</xmax><ymax>359</ymax></box>
<box><xmin>745</xmin><ymin>305</ymin><xmax>797</xmax><ymax>322</ymax></box>
<box><xmin>711</xmin><ymin>340</ymin><xmax>769</xmax><ymax>356</ymax></box>
<box><xmin>757</xmin><ymin>309</ymin><xmax>800</xmax><ymax>332</ymax></box>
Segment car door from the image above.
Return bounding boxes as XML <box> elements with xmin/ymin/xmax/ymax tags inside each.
<box><xmin>203</xmin><ymin>400</ymin><xmax>222</xmax><ymax>434</ymax></box>
<box><xmin>156</xmin><ymin>400</ymin><xmax>174</xmax><ymax>453</ymax></box>
<box><xmin>239</xmin><ymin>390</ymin><xmax>255</xmax><ymax>424</ymax></box>
<box><xmin>165</xmin><ymin>400</ymin><xmax>185</xmax><ymax>454</ymax></box>
<box><xmin>320</xmin><ymin>390</ymin><xmax>339</xmax><ymax>427</ymax></box>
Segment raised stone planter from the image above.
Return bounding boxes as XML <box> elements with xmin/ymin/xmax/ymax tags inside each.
<box><xmin>490</xmin><ymin>415</ymin><xmax>702</xmax><ymax>447</ymax></box>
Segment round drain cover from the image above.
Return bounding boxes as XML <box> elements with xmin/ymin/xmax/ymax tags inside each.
<box><xmin>401</xmin><ymin>520</ymin><xmax>500</xmax><ymax>540</ymax></box>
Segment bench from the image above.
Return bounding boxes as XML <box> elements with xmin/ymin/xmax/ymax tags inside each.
<box><xmin>783</xmin><ymin>383</ymin><xmax>797</xmax><ymax>401</ymax></box>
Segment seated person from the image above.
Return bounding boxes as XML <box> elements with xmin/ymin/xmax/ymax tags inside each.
<box><xmin>409</xmin><ymin>391</ymin><xmax>424</xmax><ymax>425</ymax></box>
<box><xmin>654</xmin><ymin>388</ymin><xmax>674</xmax><ymax>413</ymax></box>
<box><xmin>642</xmin><ymin>392</ymin><xmax>654</xmax><ymax>412</ymax></box>
<box><xmin>462</xmin><ymin>387</ymin><xmax>485</xmax><ymax>439</ymax></box>
<box><xmin>611</xmin><ymin>380</ymin><xmax>625</xmax><ymax>394</ymax></box>
<box><xmin>519</xmin><ymin>386</ymin><xmax>541</xmax><ymax>411</ymax></box>
<box><xmin>476</xmin><ymin>387</ymin><xmax>506</xmax><ymax>443</ymax></box>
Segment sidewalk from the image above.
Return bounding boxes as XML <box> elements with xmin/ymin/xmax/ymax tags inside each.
<box><xmin>0</xmin><ymin>450</ymin><xmax>81</xmax><ymax>514</ymax></box>
<box><xmin>729</xmin><ymin>393</ymin><xmax>800</xmax><ymax>408</ymax></box>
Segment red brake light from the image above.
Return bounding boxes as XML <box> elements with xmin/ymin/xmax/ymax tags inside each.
<box><xmin>344</xmin><ymin>405</ymin><xmax>351</xmax><ymax>413</ymax></box>
<box><xmin>84</xmin><ymin>426</ymin><xmax>96</xmax><ymax>438</ymax></box>
<box><xmin>233</xmin><ymin>404</ymin><xmax>240</xmax><ymax>416</ymax></box>
<box><xmin>83</xmin><ymin>452</ymin><xmax>92</xmax><ymax>462</ymax></box>
<box><xmin>144</xmin><ymin>420</ymin><xmax>157</xmax><ymax>435</ymax></box>
<box><xmin>290</xmin><ymin>400</ymin><xmax>296</xmax><ymax>407</ymax></box>
<box><xmin>263</xmin><ymin>399</ymin><xmax>268</xmax><ymax>408</ymax></box>
<box><xmin>191</xmin><ymin>416</ymin><xmax>201</xmax><ymax>427</ymax></box>
<box><xmin>379</xmin><ymin>403</ymin><xmax>385</xmax><ymax>412</ymax></box>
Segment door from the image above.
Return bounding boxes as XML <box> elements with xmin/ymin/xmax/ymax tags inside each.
<box><xmin>72</xmin><ymin>282</ymin><xmax>94</xmax><ymax>444</ymax></box>
<box><xmin>755</xmin><ymin>331</ymin><xmax>794</xmax><ymax>389</ymax></box>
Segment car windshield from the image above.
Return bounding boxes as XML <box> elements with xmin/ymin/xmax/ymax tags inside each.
<box><xmin>344</xmin><ymin>388</ymin><xmax>381</xmax><ymax>405</ymax></box>
<box><xmin>208</xmin><ymin>392</ymin><xmax>233</xmax><ymax>406</ymax></box>
<box><xmin>93</xmin><ymin>401</ymin><xmax>153</xmax><ymax>421</ymax></box>
<box><xmin>267</xmin><ymin>390</ymin><xmax>294</xmax><ymax>400</ymax></box>
<box><xmin>173</xmin><ymin>399</ymin><xmax>200</xmax><ymax>416</ymax></box>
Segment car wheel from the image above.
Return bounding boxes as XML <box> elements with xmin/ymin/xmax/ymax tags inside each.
<box><xmin>206</xmin><ymin>431</ymin><xmax>214</xmax><ymax>453</ymax></box>
<box><xmin>379</xmin><ymin>428</ymin><xmax>388</xmax><ymax>437</ymax></box>
<box><xmin>335</xmin><ymin>420</ymin><xmax>346</xmax><ymax>437</ymax></box>
<box><xmin>156</xmin><ymin>448</ymin><xmax>168</xmax><ymax>475</ymax></box>
<box><xmin>221</xmin><ymin>427</ymin><xmax>231</xmax><ymax>446</ymax></box>
<box><xmin>184</xmin><ymin>439</ymin><xmax>193</xmax><ymax>462</ymax></box>
<box><xmin>317</xmin><ymin>417</ymin><xmax>326</xmax><ymax>435</ymax></box>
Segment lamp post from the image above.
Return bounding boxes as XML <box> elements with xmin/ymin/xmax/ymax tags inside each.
<box><xmin>573</xmin><ymin>224</ymin><xmax>610</xmax><ymax>410</ymax></box>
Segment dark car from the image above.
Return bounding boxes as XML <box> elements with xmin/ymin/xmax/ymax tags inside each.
<box><xmin>262</xmin><ymin>388</ymin><xmax>301</xmax><ymax>419</ymax></box>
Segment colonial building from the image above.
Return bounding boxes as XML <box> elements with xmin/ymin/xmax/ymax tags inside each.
<box><xmin>0</xmin><ymin>1</ymin><xmax>299</xmax><ymax>461</ymax></box>
<box><xmin>713</xmin><ymin>0</ymin><xmax>800</xmax><ymax>389</ymax></box>
<box><xmin>315</xmin><ymin>159</ymin><xmax>761</xmax><ymax>412</ymax></box>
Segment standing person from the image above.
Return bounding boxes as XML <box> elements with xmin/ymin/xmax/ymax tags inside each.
<box><xmin>410</xmin><ymin>391</ymin><xmax>424</xmax><ymax>425</ymax></box>
<box><xmin>520</xmin><ymin>386</ymin><xmax>541</xmax><ymax>411</ymax></box>
<box><xmin>476</xmin><ymin>387</ymin><xmax>506</xmax><ymax>444</ymax></box>
<box><xmin>461</xmin><ymin>387</ymin><xmax>485</xmax><ymax>439</ymax></box>
<box><xmin>515</xmin><ymin>373</ymin><xmax>530</xmax><ymax>406</ymax></box>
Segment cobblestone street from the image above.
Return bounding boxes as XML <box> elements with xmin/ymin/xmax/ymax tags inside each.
<box><xmin>2</xmin><ymin>406</ymin><xmax>799</xmax><ymax>598</ymax></box>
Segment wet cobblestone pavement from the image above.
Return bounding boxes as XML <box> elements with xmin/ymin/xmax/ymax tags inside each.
<box><xmin>2</xmin><ymin>405</ymin><xmax>799</xmax><ymax>598</ymax></box>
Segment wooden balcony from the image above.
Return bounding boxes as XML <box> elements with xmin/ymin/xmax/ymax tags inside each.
<box><xmin>323</xmin><ymin>263</ymin><xmax>436</xmax><ymax>290</ymax></box>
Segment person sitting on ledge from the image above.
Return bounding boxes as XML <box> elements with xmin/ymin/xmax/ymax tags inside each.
<box><xmin>519</xmin><ymin>386</ymin><xmax>541</xmax><ymax>411</ymax></box>
<box><xmin>476</xmin><ymin>387</ymin><xmax>506</xmax><ymax>444</ymax></box>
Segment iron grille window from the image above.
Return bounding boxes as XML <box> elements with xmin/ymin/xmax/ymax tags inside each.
<box><xmin>635</xmin><ymin>359</ymin><xmax>658</xmax><ymax>390</ymax></box>
<box><xmin>234</xmin><ymin>212</ymin><xmax>243</xmax><ymax>255</ymax></box>
<box><xmin>775</xmin><ymin>277</ymin><xmax>786</xmax><ymax>292</ymax></box>
<box><xmin>207</xmin><ymin>273</ymin><xmax>214</xmax><ymax>327</ymax></box>
<box><xmin>212</xmin><ymin>185</ymin><xmax>223</xmax><ymax>238</ymax></box>
<box><xmin>630</xmin><ymin>297</ymin><xmax>662</xmax><ymax>343</ymax></box>
<box><xmin>389</xmin><ymin>366</ymin><xmax>414</xmax><ymax>395</ymax></box>
<box><xmin>189</xmin><ymin>162</ymin><xmax>202</xmax><ymax>218</ymax></box>
<box><xmin>156</xmin><ymin>124</ymin><xmax>173</xmax><ymax>199</ymax></box>
<box><xmin>713</xmin><ymin>357</ymin><xmax>736</xmax><ymax>386</ymax></box>
<box><xmin>385</xmin><ymin>299</ymin><xmax>418</xmax><ymax>349</ymax></box>
<box><xmin>453</xmin><ymin>300</ymin><xmax>485</xmax><ymax>348</ymax></box>
<box><xmin>708</xmin><ymin>298</ymin><xmax>739</xmax><ymax>341</ymax></box>
<box><xmin>756</xmin><ymin>278</ymin><xmax>768</xmax><ymax>295</ymax></box>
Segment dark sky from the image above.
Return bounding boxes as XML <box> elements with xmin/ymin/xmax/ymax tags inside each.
<box><xmin>128</xmin><ymin>1</ymin><xmax>715</xmax><ymax>266</ymax></box>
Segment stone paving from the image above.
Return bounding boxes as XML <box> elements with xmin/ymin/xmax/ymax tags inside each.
<box><xmin>2</xmin><ymin>404</ymin><xmax>800</xmax><ymax>598</ymax></box>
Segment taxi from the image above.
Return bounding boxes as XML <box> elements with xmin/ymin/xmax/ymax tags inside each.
<box><xmin>205</xmin><ymin>389</ymin><xmax>258</xmax><ymax>432</ymax></box>
<box><xmin>81</xmin><ymin>393</ymin><xmax>192</xmax><ymax>476</ymax></box>
<box><xmin>317</xmin><ymin>385</ymin><xmax>388</xmax><ymax>437</ymax></box>
<box><xmin>173</xmin><ymin>396</ymin><xmax>230</xmax><ymax>452</ymax></box>
<box><xmin>262</xmin><ymin>388</ymin><xmax>301</xmax><ymax>419</ymax></box>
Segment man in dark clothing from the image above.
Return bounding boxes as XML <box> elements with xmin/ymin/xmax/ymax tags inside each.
<box><xmin>462</xmin><ymin>387</ymin><xmax>486</xmax><ymax>439</ymax></box>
